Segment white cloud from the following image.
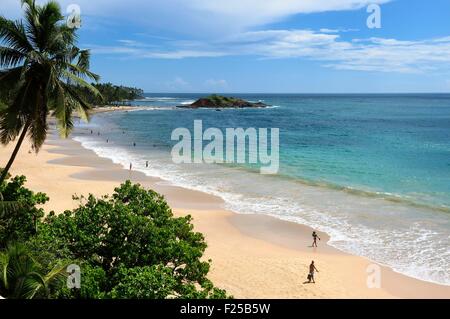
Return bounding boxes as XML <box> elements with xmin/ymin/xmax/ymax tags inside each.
<box><xmin>1</xmin><ymin>0</ymin><xmax>391</xmax><ymax>35</ymax></box>
<box><xmin>184</xmin><ymin>0</ymin><xmax>391</xmax><ymax>31</ymax></box>
<box><xmin>141</xmin><ymin>50</ymin><xmax>225</xmax><ymax>59</ymax></box>
<box><xmin>247</xmin><ymin>31</ymin><xmax>450</xmax><ymax>73</ymax></box>
<box><xmin>319</xmin><ymin>28</ymin><xmax>341</xmax><ymax>33</ymax></box>
<box><xmin>93</xmin><ymin>30</ymin><xmax>450</xmax><ymax>74</ymax></box>
<box><xmin>117</xmin><ymin>40</ymin><xmax>142</xmax><ymax>47</ymax></box>
<box><xmin>5</xmin><ymin>0</ymin><xmax>449</xmax><ymax>75</ymax></box>
<box><xmin>320</xmin><ymin>28</ymin><xmax>359</xmax><ymax>33</ymax></box>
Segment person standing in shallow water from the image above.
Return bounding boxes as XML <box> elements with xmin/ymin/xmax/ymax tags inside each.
<box><xmin>312</xmin><ymin>231</ymin><xmax>321</xmax><ymax>247</ymax></box>
<box><xmin>308</xmin><ymin>261</ymin><xmax>319</xmax><ymax>283</ymax></box>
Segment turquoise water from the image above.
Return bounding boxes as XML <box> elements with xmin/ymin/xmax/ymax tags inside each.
<box><xmin>74</xmin><ymin>94</ymin><xmax>450</xmax><ymax>285</ymax></box>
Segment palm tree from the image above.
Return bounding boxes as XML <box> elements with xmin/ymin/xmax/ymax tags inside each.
<box><xmin>0</xmin><ymin>0</ymin><xmax>101</xmax><ymax>184</ymax></box>
<box><xmin>0</xmin><ymin>243</ymin><xmax>68</xmax><ymax>299</ymax></box>
<box><xmin>0</xmin><ymin>169</ymin><xmax>23</xmax><ymax>219</ymax></box>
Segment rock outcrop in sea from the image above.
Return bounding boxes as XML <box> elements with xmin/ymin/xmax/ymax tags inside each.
<box><xmin>177</xmin><ymin>94</ymin><xmax>269</xmax><ymax>109</ymax></box>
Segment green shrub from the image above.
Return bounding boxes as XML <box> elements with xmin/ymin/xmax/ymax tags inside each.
<box><xmin>34</xmin><ymin>181</ymin><xmax>229</xmax><ymax>299</ymax></box>
<box><xmin>0</xmin><ymin>178</ymin><xmax>228</xmax><ymax>299</ymax></box>
<box><xmin>0</xmin><ymin>175</ymin><xmax>48</xmax><ymax>249</ymax></box>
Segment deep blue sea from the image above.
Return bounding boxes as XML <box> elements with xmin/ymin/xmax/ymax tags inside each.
<box><xmin>73</xmin><ymin>93</ymin><xmax>450</xmax><ymax>285</ymax></box>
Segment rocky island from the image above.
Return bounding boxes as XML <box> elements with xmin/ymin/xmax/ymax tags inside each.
<box><xmin>177</xmin><ymin>94</ymin><xmax>269</xmax><ymax>109</ymax></box>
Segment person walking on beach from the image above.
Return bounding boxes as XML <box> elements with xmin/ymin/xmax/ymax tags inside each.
<box><xmin>129</xmin><ymin>162</ymin><xmax>132</xmax><ymax>171</ymax></box>
<box><xmin>133</xmin><ymin>142</ymin><xmax>136</xmax><ymax>147</ymax></box>
<box><xmin>146</xmin><ymin>161</ymin><xmax>149</xmax><ymax>168</ymax></box>
<box><xmin>312</xmin><ymin>231</ymin><xmax>320</xmax><ymax>247</ymax></box>
<box><xmin>308</xmin><ymin>261</ymin><xmax>319</xmax><ymax>283</ymax></box>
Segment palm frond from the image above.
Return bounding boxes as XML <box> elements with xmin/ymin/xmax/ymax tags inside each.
<box><xmin>27</xmin><ymin>93</ymin><xmax>48</xmax><ymax>151</ymax></box>
<box><xmin>51</xmin><ymin>82</ymin><xmax>73</xmax><ymax>137</ymax></box>
<box><xmin>34</xmin><ymin>1</ymin><xmax>63</xmax><ymax>52</ymax></box>
<box><xmin>66</xmin><ymin>61</ymin><xmax>100</xmax><ymax>82</ymax></box>
<box><xmin>0</xmin><ymin>66</ymin><xmax>25</xmax><ymax>87</ymax></box>
<box><xmin>0</xmin><ymin>79</ymin><xmax>31</xmax><ymax>144</ymax></box>
<box><xmin>61</xmin><ymin>82</ymin><xmax>93</xmax><ymax>121</ymax></box>
<box><xmin>0</xmin><ymin>47</ymin><xmax>26</xmax><ymax>68</ymax></box>
<box><xmin>0</xmin><ymin>201</ymin><xmax>22</xmax><ymax>218</ymax></box>
<box><xmin>62</xmin><ymin>69</ymin><xmax>101</xmax><ymax>95</ymax></box>
<box><xmin>0</xmin><ymin>16</ymin><xmax>33</xmax><ymax>54</ymax></box>
<box><xmin>30</xmin><ymin>261</ymin><xmax>69</xmax><ymax>298</ymax></box>
<box><xmin>0</xmin><ymin>243</ymin><xmax>68</xmax><ymax>299</ymax></box>
<box><xmin>77</xmin><ymin>49</ymin><xmax>90</xmax><ymax>70</ymax></box>
<box><xmin>21</xmin><ymin>0</ymin><xmax>40</xmax><ymax>50</ymax></box>
<box><xmin>0</xmin><ymin>251</ymin><xmax>10</xmax><ymax>290</ymax></box>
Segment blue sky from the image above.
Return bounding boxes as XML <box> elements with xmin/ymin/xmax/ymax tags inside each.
<box><xmin>3</xmin><ymin>0</ymin><xmax>450</xmax><ymax>93</ymax></box>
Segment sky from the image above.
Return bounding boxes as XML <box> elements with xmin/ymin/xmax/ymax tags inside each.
<box><xmin>2</xmin><ymin>0</ymin><xmax>450</xmax><ymax>93</ymax></box>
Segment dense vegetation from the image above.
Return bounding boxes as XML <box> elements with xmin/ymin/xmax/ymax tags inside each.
<box><xmin>206</xmin><ymin>95</ymin><xmax>242</xmax><ymax>106</ymax></box>
<box><xmin>77</xmin><ymin>82</ymin><xmax>144</xmax><ymax>106</ymax></box>
<box><xmin>0</xmin><ymin>176</ymin><xmax>228</xmax><ymax>299</ymax></box>
<box><xmin>180</xmin><ymin>94</ymin><xmax>268</xmax><ymax>109</ymax></box>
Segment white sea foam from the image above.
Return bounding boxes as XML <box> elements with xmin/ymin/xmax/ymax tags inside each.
<box><xmin>73</xmin><ymin>134</ymin><xmax>450</xmax><ymax>286</ymax></box>
<box><xmin>180</xmin><ymin>100</ymin><xmax>195</xmax><ymax>105</ymax></box>
<box><xmin>147</xmin><ymin>97</ymin><xmax>177</xmax><ymax>101</ymax></box>
<box><xmin>133</xmin><ymin>97</ymin><xmax>179</xmax><ymax>103</ymax></box>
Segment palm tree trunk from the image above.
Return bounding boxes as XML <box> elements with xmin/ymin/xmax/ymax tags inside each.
<box><xmin>0</xmin><ymin>123</ymin><xmax>30</xmax><ymax>185</ymax></box>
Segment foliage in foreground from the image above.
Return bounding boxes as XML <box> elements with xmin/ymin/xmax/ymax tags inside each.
<box><xmin>0</xmin><ymin>177</ymin><xmax>229</xmax><ymax>299</ymax></box>
<box><xmin>0</xmin><ymin>243</ymin><xmax>68</xmax><ymax>299</ymax></box>
<box><xmin>0</xmin><ymin>175</ymin><xmax>48</xmax><ymax>247</ymax></box>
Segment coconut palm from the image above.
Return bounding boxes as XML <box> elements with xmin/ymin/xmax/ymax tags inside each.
<box><xmin>0</xmin><ymin>243</ymin><xmax>68</xmax><ymax>299</ymax></box>
<box><xmin>0</xmin><ymin>0</ymin><xmax>101</xmax><ymax>184</ymax></box>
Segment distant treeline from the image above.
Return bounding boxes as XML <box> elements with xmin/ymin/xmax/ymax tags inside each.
<box><xmin>78</xmin><ymin>82</ymin><xmax>145</xmax><ymax>106</ymax></box>
<box><xmin>0</xmin><ymin>83</ymin><xmax>144</xmax><ymax>108</ymax></box>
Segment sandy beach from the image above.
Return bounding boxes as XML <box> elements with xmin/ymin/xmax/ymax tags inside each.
<box><xmin>90</xmin><ymin>105</ymin><xmax>153</xmax><ymax>114</ymax></box>
<box><xmin>1</xmin><ymin>117</ymin><xmax>450</xmax><ymax>299</ymax></box>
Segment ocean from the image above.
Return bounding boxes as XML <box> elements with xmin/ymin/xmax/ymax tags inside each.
<box><xmin>73</xmin><ymin>93</ymin><xmax>450</xmax><ymax>286</ymax></box>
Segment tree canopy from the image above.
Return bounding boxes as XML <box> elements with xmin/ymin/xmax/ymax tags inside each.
<box><xmin>0</xmin><ymin>176</ymin><xmax>229</xmax><ymax>299</ymax></box>
<box><xmin>78</xmin><ymin>82</ymin><xmax>144</xmax><ymax>106</ymax></box>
